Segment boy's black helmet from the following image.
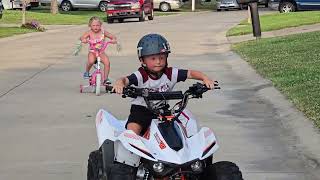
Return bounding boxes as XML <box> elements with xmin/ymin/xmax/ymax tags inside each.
<box><xmin>137</xmin><ymin>34</ymin><xmax>171</xmax><ymax>58</ymax></box>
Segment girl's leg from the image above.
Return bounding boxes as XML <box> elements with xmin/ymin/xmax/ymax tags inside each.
<box><xmin>86</xmin><ymin>52</ymin><xmax>96</xmax><ymax>73</ymax></box>
<box><xmin>100</xmin><ymin>53</ymin><xmax>110</xmax><ymax>81</ymax></box>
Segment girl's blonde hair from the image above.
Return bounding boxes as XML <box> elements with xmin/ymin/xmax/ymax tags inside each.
<box><xmin>88</xmin><ymin>16</ymin><xmax>103</xmax><ymax>26</ymax></box>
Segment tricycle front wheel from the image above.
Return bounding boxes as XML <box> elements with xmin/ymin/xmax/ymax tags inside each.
<box><xmin>95</xmin><ymin>74</ymin><xmax>101</xmax><ymax>96</ymax></box>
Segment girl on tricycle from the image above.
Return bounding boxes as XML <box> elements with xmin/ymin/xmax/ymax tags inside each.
<box><xmin>80</xmin><ymin>16</ymin><xmax>117</xmax><ymax>84</ymax></box>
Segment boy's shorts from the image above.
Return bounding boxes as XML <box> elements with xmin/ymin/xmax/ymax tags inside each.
<box><xmin>126</xmin><ymin>105</ymin><xmax>157</xmax><ymax>136</ymax></box>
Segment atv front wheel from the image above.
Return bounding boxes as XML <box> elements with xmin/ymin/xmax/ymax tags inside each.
<box><xmin>87</xmin><ymin>150</ymin><xmax>104</xmax><ymax>180</ymax></box>
<box><xmin>201</xmin><ymin>161</ymin><xmax>243</xmax><ymax>180</ymax></box>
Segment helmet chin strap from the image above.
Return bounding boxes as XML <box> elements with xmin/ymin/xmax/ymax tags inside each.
<box><xmin>141</xmin><ymin>61</ymin><xmax>168</xmax><ymax>79</ymax></box>
<box><xmin>142</xmin><ymin>64</ymin><xmax>164</xmax><ymax>79</ymax></box>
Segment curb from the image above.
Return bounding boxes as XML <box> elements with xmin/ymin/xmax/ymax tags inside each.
<box><xmin>227</xmin><ymin>23</ymin><xmax>320</xmax><ymax>43</ymax></box>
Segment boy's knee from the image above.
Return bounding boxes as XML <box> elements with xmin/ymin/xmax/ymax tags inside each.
<box><xmin>126</xmin><ymin>122</ymin><xmax>142</xmax><ymax>135</ymax></box>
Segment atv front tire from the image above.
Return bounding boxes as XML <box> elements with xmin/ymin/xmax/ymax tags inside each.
<box><xmin>201</xmin><ymin>161</ymin><xmax>243</xmax><ymax>180</ymax></box>
<box><xmin>87</xmin><ymin>150</ymin><xmax>104</xmax><ymax>180</ymax></box>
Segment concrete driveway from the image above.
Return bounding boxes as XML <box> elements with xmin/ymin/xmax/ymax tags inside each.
<box><xmin>0</xmin><ymin>10</ymin><xmax>320</xmax><ymax>180</ymax></box>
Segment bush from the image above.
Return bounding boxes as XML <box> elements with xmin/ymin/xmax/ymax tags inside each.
<box><xmin>21</xmin><ymin>20</ymin><xmax>46</xmax><ymax>32</ymax></box>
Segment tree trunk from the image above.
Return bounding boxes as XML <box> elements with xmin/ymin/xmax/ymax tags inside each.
<box><xmin>247</xmin><ymin>7</ymin><xmax>252</xmax><ymax>23</ymax></box>
<box><xmin>50</xmin><ymin>0</ymin><xmax>59</xmax><ymax>14</ymax></box>
<box><xmin>22</xmin><ymin>0</ymin><xmax>26</xmax><ymax>24</ymax></box>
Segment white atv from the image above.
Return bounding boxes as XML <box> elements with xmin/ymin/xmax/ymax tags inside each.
<box><xmin>87</xmin><ymin>83</ymin><xmax>243</xmax><ymax>180</ymax></box>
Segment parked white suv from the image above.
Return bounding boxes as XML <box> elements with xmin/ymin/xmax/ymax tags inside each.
<box><xmin>40</xmin><ymin>0</ymin><xmax>108</xmax><ymax>11</ymax></box>
<box><xmin>153</xmin><ymin>0</ymin><xmax>182</xmax><ymax>11</ymax></box>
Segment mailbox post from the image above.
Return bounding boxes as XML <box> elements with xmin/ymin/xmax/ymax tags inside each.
<box><xmin>237</xmin><ymin>0</ymin><xmax>262</xmax><ymax>38</ymax></box>
<box><xmin>0</xmin><ymin>0</ymin><xmax>3</xmax><ymax>19</ymax></box>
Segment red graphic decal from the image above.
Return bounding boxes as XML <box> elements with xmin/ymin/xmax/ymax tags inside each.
<box><xmin>159</xmin><ymin>142</ymin><xmax>166</xmax><ymax>149</ymax></box>
<box><xmin>181</xmin><ymin>111</ymin><xmax>190</xmax><ymax>121</ymax></box>
<box><xmin>143</xmin><ymin>128</ymin><xmax>150</xmax><ymax>140</ymax></box>
<box><xmin>154</xmin><ymin>133</ymin><xmax>166</xmax><ymax>149</ymax></box>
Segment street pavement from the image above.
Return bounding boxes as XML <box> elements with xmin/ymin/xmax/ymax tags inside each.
<box><xmin>0</xmin><ymin>10</ymin><xmax>320</xmax><ymax>180</ymax></box>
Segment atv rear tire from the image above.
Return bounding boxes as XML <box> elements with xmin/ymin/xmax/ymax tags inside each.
<box><xmin>87</xmin><ymin>150</ymin><xmax>104</xmax><ymax>180</ymax></box>
<box><xmin>201</xmin><ymin>161</ymin><xmax>243</xmax><ymax>180</ymax></box>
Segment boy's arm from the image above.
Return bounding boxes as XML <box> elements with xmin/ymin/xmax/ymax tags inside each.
<box><xmin>80</xmin><ymin>31</ymin><xmax>90</xmax><ymax>43</ymax></box>
<box><xmin>187</xmin><ymin>70</ymin><xmax>215</xmax><ymax>89</ymax></box>
<box><xmin>104</xmin><ymin>31</ymin><xmax>117</xmax><ymax>44</ymax></box>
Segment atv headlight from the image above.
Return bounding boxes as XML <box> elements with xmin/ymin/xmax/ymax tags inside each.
<box><xmin>131</xmin><ymin>2</ymin><xmax>140</xmax><ymax>9</ymax></box>
<box><xmin>191</xmin><ymin>161</ymin><xmax>203</xmax><ymax>172</ymax></box>
<box><xmin>153</xmin><ymin>162</ymin><xmax>164</xmax><ymax>173</ymax></box>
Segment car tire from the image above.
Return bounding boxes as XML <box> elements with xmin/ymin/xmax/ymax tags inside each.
<box><xmin>160</xmin><ymin>2</ymin><xmax>170</xmax><ymax>12</ymax></box>
<box><xmin>279</xmin><ymin>1</ymin><xmax>296</xmax><ymax>13</ymax></box>
<box><xmin>217</xmin><ymin>9</ymin><xmax>221</xmax><ymax>11</ymax></box>
<box><xmin>139</xmin><ymin>10</ymin><xmax>145</xmax><ymax>22</ymax></box>
<box><xmin>148</xmin><ymin>9</ymin><xmax>154</xmax><ymax>20</ymax></box>
<box><xmin>118</xmin><ymin>18</ymin><xmax>124</xmax><ymax>23</ymax></box>
<box><xmin>60</xmin><ymin>0</ymin><xmax>72</xmax><ymax>11</ymax></box>
<box><xmin>107</xmin><ymin>18</ymin><xmax>114</xmax><ymax>23</ymax></box>
<box><xmin>99</xmin><ymin>1</ymin><xmax>108</xmax><ymax>12</ymax></box>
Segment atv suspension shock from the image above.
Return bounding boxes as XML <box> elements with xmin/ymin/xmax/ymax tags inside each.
<box><xmin>143</xmin><ymin>169</ymin><xmax>150</xmax><ymax>180</ymax></box>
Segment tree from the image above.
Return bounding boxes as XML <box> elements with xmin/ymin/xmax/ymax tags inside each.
<box><xmin>21</xmin><ymin>0</ymin><xmax>29</xmax><ymax>24</ymax></box>
<box><xmin>189</xmin><ymin>0</ymin><xmax>210</xmax><ymax>11</ymax></box>
<box><xmin>51</xmin><ymin>0</ymin><xmax>59</xmax><ymax>14</ymax></box>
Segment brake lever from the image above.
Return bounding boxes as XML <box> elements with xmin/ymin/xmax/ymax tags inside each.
<box><xmin>213</xmin><ymin>81</ymin><xmax>220</xmax><ymax>89</ymax></box>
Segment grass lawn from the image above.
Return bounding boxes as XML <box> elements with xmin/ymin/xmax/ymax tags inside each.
<box><xmin>0</xmin><ymin>9</ymin><xmax>175</xmax><ymax>25</ymax></box>
<box><xmin>232</xmin><ymin>31</ymin><xmax>320</xmax><ymax>128</ymax></box>
<box><xmin>227</xmin><ymin>11</ymin><xmax>320</xmax><ymax>36</ymax></box>
<box><xmin>0</xmin><ymin>27</ymin><xmax>37</xmax><ymax>38</ymax></box>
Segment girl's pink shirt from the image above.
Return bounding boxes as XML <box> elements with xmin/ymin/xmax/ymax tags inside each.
<box><xmin>88</xmin><ymin>29</ymin><xmax>105</xmax><ymax>52</ymax></box>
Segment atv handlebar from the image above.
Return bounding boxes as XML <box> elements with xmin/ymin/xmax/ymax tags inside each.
<box><xmin>106</xmin><ymin>82</ymin><xmax>220</xmax><ymax>118</ymax></box>
<box><xmin>105</xmin><ymin>82</ymin><xmax>220</xmax><ymax>100</ymax></box>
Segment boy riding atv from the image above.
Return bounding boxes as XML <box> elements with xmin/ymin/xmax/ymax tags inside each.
<box><xmin>87</xmin><ymin>34</ymin><xmax>243</xmax><ymax>180</ymax></box>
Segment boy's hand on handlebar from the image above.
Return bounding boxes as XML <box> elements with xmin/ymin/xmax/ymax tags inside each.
<box><xmin>203</xmin><ymin>78</ymin><xmax>215</xmax><ymax>89</ymax></box>
<box><xmin>112</xmin><ymin>80</ymin><xmax>125</xmax><ymax>94</ymax></box>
